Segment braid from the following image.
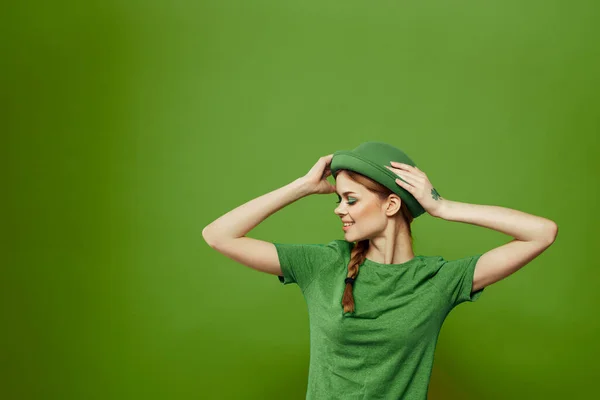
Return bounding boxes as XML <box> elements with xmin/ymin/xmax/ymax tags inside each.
<box><xmin>342</xmin><ymin>240</ymin><xmax>369</xmax><ymax>313</ymax></box>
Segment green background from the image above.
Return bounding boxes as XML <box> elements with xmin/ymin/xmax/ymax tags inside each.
<box><xmin>3</xmin><ymin>0</ymin><xmax>598</xmax><ymax>399</ymax></box>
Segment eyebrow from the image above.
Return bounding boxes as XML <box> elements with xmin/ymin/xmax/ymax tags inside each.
<box><xmin>336</xmin><ymin>191</ymin><xmax>357</xmax><ymax>196</ymax></box>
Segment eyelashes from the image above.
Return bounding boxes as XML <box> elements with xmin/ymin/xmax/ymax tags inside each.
<box><xmin>335</xmin><ymin>194</ymin><xmax>356</xmax><ymax>205</ymax></box>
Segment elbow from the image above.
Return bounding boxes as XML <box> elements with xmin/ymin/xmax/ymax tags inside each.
<box><xmin>202</xmin><ymin>225</ymin><xmax>241</xmax><ymax>247</ymax></box>
<box><xmin>202</xmin><ymin>226</ymin><xmax>218</xmax><ymax>247</ymax></box>
<box><xmin>543</xmin><ymin>221</ymin><xmax>558</xmax><ymax>246</ymax></box>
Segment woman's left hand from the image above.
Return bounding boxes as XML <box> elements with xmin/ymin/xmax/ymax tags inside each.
<box><xmin>385</xmin><ymin>162</ymin><xmax>446</xmax><ymax>218</ymax></box>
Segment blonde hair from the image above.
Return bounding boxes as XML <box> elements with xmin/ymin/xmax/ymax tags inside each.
<box><xmin>334</xmin><ymin>170</ymin><xmax>414</xmax><ymax>313</ymax></box>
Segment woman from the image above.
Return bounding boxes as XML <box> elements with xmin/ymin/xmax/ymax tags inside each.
<box><xmin>202</xmin><ymin>141</ymin><xmax>558</xmax><ymax>399</ymax></box>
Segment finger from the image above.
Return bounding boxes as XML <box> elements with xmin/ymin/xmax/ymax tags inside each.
<box><xmin>390</xmin><ymin>161</ymin><xmax>423</xmax><ymax>174</ymax></box>
<box><xmin>390</xmin><ymin>161</ymin><xmax>426</xmax><ymax>176</ymax></box>
<box><xmin>390</xmin><ymin>161</ymin><xmax>411</xmax><ymax>169</ymax></box>
<box><xmin>396</xmin><ymin>174</ymin><xmax>417</xmax><ymax>186</ymax></box>
<box><xmin>395</xmin><ymin>177</ymin><xmax>414</xmax><ymax>191</ymax></box>
<box><xmin>385</xmin><ymin>165</ymin><xmax>406</xmax><ymax>173</ymax></box>
<box><xmin>386</xmin><ymin>165</ymin><xmax>416</xmax><ymax>179</ymax></box>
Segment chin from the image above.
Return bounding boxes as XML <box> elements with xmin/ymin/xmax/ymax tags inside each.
<box><xmin>345</xmin><ymin>232</ymin><xmax>364</xmax><ymax>242</ymax></box>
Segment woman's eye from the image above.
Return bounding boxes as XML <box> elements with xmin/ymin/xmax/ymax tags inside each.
<box><xmin>335</xmin><ymin>197</ymin><xmax>356</xmax><ymax>204</ymax></box>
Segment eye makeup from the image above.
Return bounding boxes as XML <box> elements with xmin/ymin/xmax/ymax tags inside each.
<box><xmin>335</xmin><ymin>194</ymin><xmax>357</xmax><ymax>204</ymax></box>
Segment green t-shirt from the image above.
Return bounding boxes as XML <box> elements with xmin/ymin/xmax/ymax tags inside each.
<box><xmin>274</xmin><ymin>239</ymin><xmax>484</xmax><ymax>400</ymax></box>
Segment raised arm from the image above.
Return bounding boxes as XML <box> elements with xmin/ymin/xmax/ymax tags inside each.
<box><xmin>202</xmin><ymin>177</ymin><xmax>312</xmax><ymax>244</ymax></box>
<box><xmin>436</xmin><ymin>199</ymin><xmax>557</xmax><ymax>293</ymax></box>
<box><xmin>202</xmin><ymin>154</ymin><xmax>335</xmax><ymax>277</ymax></box>
<box><xmin>385</xmin><ymin>161</ymin><xmax>557</xmax><ymax>297</ymax></box>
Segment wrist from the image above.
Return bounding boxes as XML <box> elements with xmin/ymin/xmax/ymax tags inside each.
<box><xmin>433</xmin><ymin>199</ymin><xmax>450</xmax><ymax>219</ymax></box>
<box><xmin>291</xmin><ymin>177</ymin><xmax>314</xmax><ymax>198</ymax></box>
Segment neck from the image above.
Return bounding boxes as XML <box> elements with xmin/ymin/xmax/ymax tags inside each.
<box><xmin>365</xmin><ymin>223</ymin><xmax>414</xmax><ymax>264</ymax></box>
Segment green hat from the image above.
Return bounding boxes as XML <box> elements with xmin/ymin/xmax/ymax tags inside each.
<box><xmin>330</xmin><ymin>141</ymin><xmax>426</xmax><ymax>219</ymax></box>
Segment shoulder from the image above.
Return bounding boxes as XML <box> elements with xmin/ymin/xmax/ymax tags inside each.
<box><xmin>329</xmin><ymin>239</ymin><xmax>354</xmax><ymax>256</ymax></box>
<box><xmin>420</xmin><ymin>253</ymin><xmax>482</xmax><ymax>284</ymax></box>
<box><xmin>412</xmin><ymin>255</ymin><xmax>450</xmax><ymax>282</ymax></box>
<box><xmin>419</xmin><ymin>254</ymin><xmax>470</xmax><ymax>272</ymax></box>
<box><xmin>417</xmin><ymin>255</ymin><xmax>445</xmax><ymax>267</ymax></box>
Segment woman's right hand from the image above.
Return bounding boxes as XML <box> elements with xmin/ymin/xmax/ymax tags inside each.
<box><xmin>300</xmin><ymin>154</ymin><xmax>337</xmax><ymax>195</ymax></box>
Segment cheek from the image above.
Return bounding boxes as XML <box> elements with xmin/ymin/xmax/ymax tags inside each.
<box><xmin>354</xmin><ymin>203</ymin><xmax>379</xmax><ymax>220</ymax></box>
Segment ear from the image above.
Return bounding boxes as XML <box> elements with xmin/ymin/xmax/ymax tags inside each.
<box><xmin>384</xmin><ymin>194</ymin><xmax>402</xmax><ymax>217</ymax></box>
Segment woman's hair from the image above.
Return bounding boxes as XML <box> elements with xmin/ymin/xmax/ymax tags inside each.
<box><xmin>334</xmin><ymin>169</ymin><xmax>414</xmax><ymax>313</ymax></box>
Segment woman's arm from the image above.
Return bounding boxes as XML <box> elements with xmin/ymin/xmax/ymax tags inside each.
<box><xmin>202</xmin><ymin>177</ymin><xmax>312</xmax><ymax>245</ymax></box>
<box><xmin>384</xmin><ymin>161</ymin><xmax>557</xmax><ymax>293</ymax></box>
<box><xmin>435</xmin><ymin>200</ymin><xmax>557</xmax><ymax>292</ymax></box>
<box><xmin>384</xmin><ymin>161</ymin><xmax>557</xmax><ymax>242</ymax></box>
<box><xmin>435</xmin><ymin>200</ymin><xmax>557</xmax><ymax>243</ymax></box>
<box><xmin>202</xmin><ymin>155</ymin><xmax>335</xmax><ymax>278</ymax></box>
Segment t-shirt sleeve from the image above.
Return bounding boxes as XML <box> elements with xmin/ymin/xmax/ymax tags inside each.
<box><xmin>273</xmin><ymin>240</ymin><xmax>341</xmax><ymax>292</ymax></box>
<box><xmin>435</xmin><ymin>254</ymin><xmax>484</xmax><ymax>308</ymax></box>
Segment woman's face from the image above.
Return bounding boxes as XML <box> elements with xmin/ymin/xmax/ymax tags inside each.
<box><xmin>333</xmin><ymin>172</ymin><xmax>389</xmax><ymax>241</ymax></box>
